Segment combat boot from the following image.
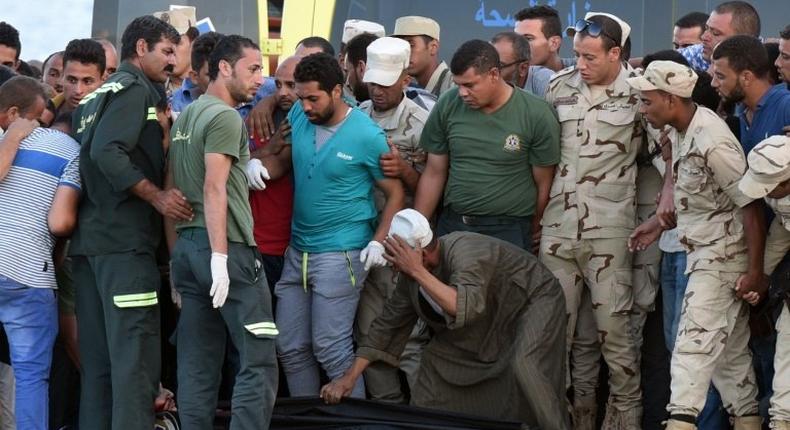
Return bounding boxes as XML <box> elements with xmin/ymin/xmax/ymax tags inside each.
<box><xmin>572</xmin><ymin>395</ymin><xmax>597</xmax><ymax>430</ymax></box>
<box><xmin>733</xmin><ymin>415</ymin><xmax>762</xmax><ymax>430</ymax></box>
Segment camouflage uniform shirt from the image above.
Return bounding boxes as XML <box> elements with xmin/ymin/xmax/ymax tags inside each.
<box><xmin>673</xmin><ymin>106</ymin><xmax>753</xmax><ymax>274</ymax></box>
<box><xmin>542</xmin><ymin>65</ymin><xmax>644</xmax><ymax>239</ymax></box>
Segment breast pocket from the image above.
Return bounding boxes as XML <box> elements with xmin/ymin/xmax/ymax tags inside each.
<box><xmin>593</xmin><ymin>109</ymin><xmax>637</xmax><ymax>154</ymax></box>
<box><xmin>556</xmin><ymin>104</ymin><xmax>586</xmax><ymax>144</ymax></box>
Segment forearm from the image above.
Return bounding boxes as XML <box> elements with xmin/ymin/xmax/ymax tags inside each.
<box><xmin>414</xmin><ymin>169</ymin><xmax>446</xmax><ymax>218</ymax></box>
<box><xmin>400</xmin><ymin>165</ymin><xmax>420</xmax><ymax>193</ymax></box>
<box><xmin>259</xmin><ymin>150</ymin><xmax>292</xmax><ymax>180</ymax></box>
<box><xmin>204</xmin><ymin>184</ymin><xmax>228</xmax><ymax>254</ymax></box>
<box><xmin>742</xmin><ymin>200</ymin><xmax>766</xmax><ymax>275</ymax></box>
<box><xmin>373</xmin><ymin>185</ymin><xmax>404</xmax><ymax>242</ymax></box>
<box><xmin>345</xmin><ymin>357</ymin><xmax>371</xmax><ymax>380</ymax></box>
<box><xmin>130</xmin><ymin>178</ymin><xmax>162</xmax><ymax>205</ymax></box>
<box><xmin>411</xmin><ymin>267</ymin><xmax>457</xmax><ymax>316</ymax></box>
<box><xmin>0</xmin><ymin>132</ymin><xmax>24</xmax><ymax>181</ymax></box>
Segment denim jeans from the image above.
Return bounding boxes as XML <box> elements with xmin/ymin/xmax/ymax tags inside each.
<box><xmin>660</xmin><ymin>253</ymin><xmax>728</xmax><ymax>428</ymax></box>
<box><xmin>275</xmin><ymin>247</ymin><xmax>368</xmax><ymax>397</ymax></box>
<box><xmin>0</xmin><ymin>275</ymin><xmax>58</xmax><ymax>430</ymax></box>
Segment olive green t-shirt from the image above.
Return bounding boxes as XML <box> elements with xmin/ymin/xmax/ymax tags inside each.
<box><xmin>170</xmin><ymin>95</ymin><xmax>255</xmax><ymax>246</ymax></box>
<box><xmin>420</xmin><ymin>86</ymin><xmax>560</xmax><ymax>217</ymax></box>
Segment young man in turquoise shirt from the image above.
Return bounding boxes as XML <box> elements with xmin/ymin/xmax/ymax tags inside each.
<box><xmin>275</xmin><ymin>53</ymin><xmax>404</xmax><ymax>397</ymax></box>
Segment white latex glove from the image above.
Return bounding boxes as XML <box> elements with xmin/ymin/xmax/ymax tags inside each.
<box><xmin>209</xmin><ymin>252</ymin><xmax>230</xmax><ymax>308</ymax></box>
<box><xmin>168</xmin><ymin>261</ymin><xmax>182</xmax><ymax>309</ymax></box>
<box><xmin>360</xmin><ymin>241</ymin><xmax>386</xmax><ymax>271</ymax></box>
<box><xmin>245</xmin><ymin>158</ymin><xmax>270</xmax><ymax>191</ymax></box>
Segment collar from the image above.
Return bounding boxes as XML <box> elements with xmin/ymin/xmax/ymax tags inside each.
<box><xmin>677</xmin><ymin>104</ymin><xmax>703</xmax><ymax>154</ymax></box>
<box><xmin>735</xmin><ymin>84</ymin><xmax>785</xmax><ymax>117</ymax></box>
<box><xmin>425</xmin><ymin>61</ymin><xmax>449</xmax><ymax>93</ymax></box>
<box><xmin>565</xmin><ymin>64</ymin><xmax>634</xmax><ymax>105</ymax></box>
<box><xmin>117</xmin><ymin>62</ymin><xmax>162</xmax><ymax>104</ymax></box>
<box><xmin>369</xmin><ymin>93</ymin><xmax>409</xmax><ymax>130</ymax></box>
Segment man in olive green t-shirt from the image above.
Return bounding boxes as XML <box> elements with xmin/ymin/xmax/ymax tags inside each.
<box><xmin>168</xmin><ymin>35</ymin><xmax>277</xmax><ymax>430</ymax></box>
<box><xmin>415</xmin><ymin>39</ymin><xmax>560</xmax><ymax>252</ymax></box>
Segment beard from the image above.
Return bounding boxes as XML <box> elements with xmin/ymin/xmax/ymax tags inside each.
<box><xmin>307</xmin><ymin>104</ymin><xmax>335</xmax><ymax>125</ymax></box>
<box><xmin>720</xmin><ymin>81</ymin><xmax>746</xmax><ymax>104</ymax></box>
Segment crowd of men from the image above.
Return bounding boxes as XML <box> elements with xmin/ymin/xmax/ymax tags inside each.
<box><xmin>0</xmin><ymin>1</ymin><xmax>789</xmax><ymax>429</ymax></box>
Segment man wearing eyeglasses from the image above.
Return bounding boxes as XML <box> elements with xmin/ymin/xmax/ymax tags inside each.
<box><xmin>490</xmin><ymin>31</ymin><xmax>555</xmax><ymax>99</ymax></box>
<box><xmin>540</xmin><ymin>12</ymin><xmax>646</xmax><ymax>429</ymax></box>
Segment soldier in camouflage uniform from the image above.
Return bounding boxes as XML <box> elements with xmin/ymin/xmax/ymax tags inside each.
<box><xmin>540</xmin><ymin>13</ymin><xmax>645</xmax><ymax>428</ymax></box>
<box><xmin>355</xmin><ymin>37</ymin><xmax>430</xmax><ymax>403</ymax></box>
<box><xmin>627</xmin><ymin>60</ymin><xmax>764</xmax><ymax>430</ymax></box>
<box><xmin>738</xmin><ymin>136</ymin><xmax>790</xmax><ymax>430</ymax></box>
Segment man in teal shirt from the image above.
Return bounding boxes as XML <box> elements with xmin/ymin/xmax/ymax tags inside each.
<box><xmin>275</xmin><ymin>53</ymin><xmax>404</xmax><ymax>397</ymax></box>
<box><xmin>168</xmin><ymin>35</ymin><xmax>277</xmax><ymax>429</ymax></box>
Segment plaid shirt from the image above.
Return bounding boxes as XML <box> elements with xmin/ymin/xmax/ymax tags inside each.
<box><xmin>678</xmin><ymin>44</ymin><xmax>710</xmax><ymax>72</ymax></box>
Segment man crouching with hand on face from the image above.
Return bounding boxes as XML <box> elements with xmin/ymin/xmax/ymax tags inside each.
<box><xmin>320</xmin><ymin>209</ymin><xmax>571</xmax><ymax>430</ymax></box>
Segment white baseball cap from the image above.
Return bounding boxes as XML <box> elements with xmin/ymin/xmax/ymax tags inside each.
<box><xmin>342</xmin><ymin>19</ymin><xmax>386</xmax><ymax>44</ymax></box>
<box><xmin>388</xmin><ymin>209</ymin><xmax>433</xmax><ymax>248</ymax></box>
<box><xmin>363</xmin><ymin>37</ymin><xmax>410</xmax><ymax>86</ymax></box>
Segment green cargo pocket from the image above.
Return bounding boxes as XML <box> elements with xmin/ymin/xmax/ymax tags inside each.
<box><xmin>244</xmin><ymin>321</ymin><xmax>279</xmax><ymax>339</ymax></box>
<box><xmin>676</xmin><ymin>307</ymin><xmax>728</xmax><ymax>355</ymax></box>
<box><xmin>113</xmin><ymin>291</ymin><xmax>158</xmax><ymax>308</ymax></box>
<box><xmin>610</xmin><ymin>269</ymin><xmax>633</xmax><ymax>315</ymax></box>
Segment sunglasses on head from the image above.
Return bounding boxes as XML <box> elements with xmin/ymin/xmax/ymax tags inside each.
<box><xmin>572</xmin><ymin>19</ymin><xmax>620</xmax><ymax>46</ymax></box>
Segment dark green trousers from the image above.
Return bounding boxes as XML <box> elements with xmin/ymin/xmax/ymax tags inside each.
<box><xmin>171</xmin><ymin>228</ymin><xmax>277</xmax><ymax>430</ymax></box>
<box><xmin>72</xmin><ymin>252</ymin><xmax>161</xmax><ymax>430</ymax></box>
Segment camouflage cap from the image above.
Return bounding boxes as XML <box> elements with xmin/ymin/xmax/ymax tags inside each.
<box><xmin>626</xmin><ymin>60</ymin><xmax>698</xmax><ymax>98</ymax></box>
<box><xmin>392</xmin><ymin>16</ymin><xmax>440</xmax><ymax>41</ymax></box>
<box><xmin>342</xmin><ymin>19</ymin><xmax>386</xmax><ymax>44</ymax></box>
<box><xmin>739</xmin><ymin>135</ymin><xmax>790</xmax><ymax>199</ymax></box>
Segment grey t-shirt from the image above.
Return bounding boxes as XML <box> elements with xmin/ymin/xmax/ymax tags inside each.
<box><xmin>524</xmin><ymin>65</ymin><xmax>555</xmax><ymax>99</ymax></box>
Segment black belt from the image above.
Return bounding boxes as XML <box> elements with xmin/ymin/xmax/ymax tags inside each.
<box><xmin>443</xmin><ymin>207</ymin><xmax>532</xmax><ymax>227</ymax></box>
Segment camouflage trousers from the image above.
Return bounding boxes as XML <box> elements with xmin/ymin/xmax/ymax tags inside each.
<box><xmin>771</xmin><ymin>304</ymin><xmax>790</xmax><ymax>423</ymax></box>
<box><xmin>667</xmin><ymin>270</ymin><xmax>759</xmax><ymax>418</ymax></box>
<box><xmin>540</xmin><ymin>236</ymin><xmax>642</xmax><ymax>411</ymax></box>
<box><xmin>355</xmin><ymin>264</ymin><xmax>429</xmax><ymax>403</ymax></box>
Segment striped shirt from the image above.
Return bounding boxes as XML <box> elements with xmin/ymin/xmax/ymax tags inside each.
<box><xmin>0</xmin><ymin>128</ymin><xmax>81</xmax><ymax>289</ymax></box>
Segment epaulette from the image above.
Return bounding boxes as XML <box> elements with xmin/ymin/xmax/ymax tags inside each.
<box><xmin>549</xmin><ymin>65</ymin><xmax>576</xmax><ymax>83</ymax></box>
<box><xmin>78</xmin><ymin>72</ymin><xmax>136</xmax><ymax>106</ymax></box>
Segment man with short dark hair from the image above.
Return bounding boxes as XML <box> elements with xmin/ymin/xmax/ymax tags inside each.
<box><xmin>59</xmin><ymin>39</ymin><xmax>106</xmax><ymax>113</ymax></box>
<box><xmin>70</xmin><ymin>15</ymin><xmax>190</xmax><ymax>430</ymax></box>
<box><xmin>0</xmin><ymin>76</ymin><xmax>80</xmax><ymax>430</ymax></box>
<box><xmin>678</xmin><ymin>1</ymin><xmax>761</xmax><ymax>72</ymax></box>
<box><xmin>275</xmin><ymin>53</ymin><xmax>404</xmax><ymax>397</ymax></box>
<box><xmin>170</xmin><ymin>31</ymin><xmax>223</xmax><ymax>117</ymax></box>
<box><xmin>778</xmin><ymin>25</ymin><xmax>790</xmax><ymax>87</ymax></box>
<box><xmin>344</xmin><ymin>32</ymin><xmax>379</xmax><ymax>103</ymax></box>
<box><xmin>490</xmin><ymin>31</ymin><xmax>554</xmax><ymax>98</ymax></box>
<box><xmin>0</xmin><ymin>22</ymin><xmax>20</xmax><ymax>71</ymax></box>
<box><xmin>392</xmin><ymin>16</ymin><xmax>454</xmax><ymax>97</ymax></box>
<box><xmin>513</xmin><ymin>5</ymin><xmax>574</xmax><ymax>72</ymax></box>
<box><xmin>712</xmin><ymin>35</ymin><xmax>790</xmax><ymax>154</ymax></box>
<box><xmin>541</xmin><ymin>12</ymin><xmax>646</xmax><ymax>428</ymax></box>
<box><xmin>415</xmin><ymin>39</ymin><xmax>559</xmax><ymax>252</ymax></box>
<box><xmin>628</xmin><ymin>59</ymin><xmax>764</xmax><ymax>430</ymax></box>
<box><xmin>673</xmin><ymin>12</ymin><xmax>709</xmax><ymax>49</ymax></box>
<box><xmin>169</xmin><ymin>34</ymin><xmax>277</xmax><ymax>430</ymax></box>
<box><xmin>295</xmin><ymin>36</ymin><xmax>335</xmax><ymax>57</ymax></box>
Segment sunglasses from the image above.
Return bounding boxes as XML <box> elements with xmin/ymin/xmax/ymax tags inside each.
<box><xmin>572</xmin><ymin>19</ymin><xmax>620</xmax><ymax>46</ymax></box>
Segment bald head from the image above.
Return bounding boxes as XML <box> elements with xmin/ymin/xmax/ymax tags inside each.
<box><xmin>275</xmin><ymin>55</ymin><xmax>301</xmax><ymax>111</ymax></box>
<box><xmin>95</xmin><ymin>39</ymin><xmax>118</xmax><ymax>77</ymax></box>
